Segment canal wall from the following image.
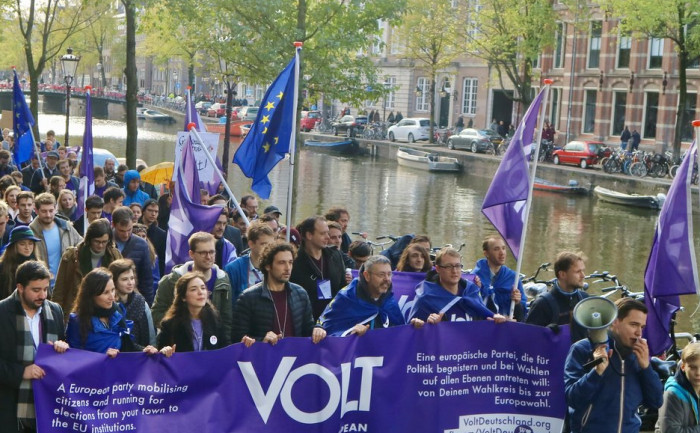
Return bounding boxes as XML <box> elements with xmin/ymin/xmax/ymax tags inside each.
<box><xmin>300</xmin><ymin>132</ymin><xmax>686</xmax><ymax>196</ymax></box>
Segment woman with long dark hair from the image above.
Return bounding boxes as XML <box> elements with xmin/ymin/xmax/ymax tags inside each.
<box><xmin>396</xmin><ymin>244</ymin><xmax>432</xmax><ymax>273</ymax></box>
<box><xmin>66</xmin><ymin>268</ymin><xmax>172</xmax><ymax>357</ymax></box>
<box><xmin>157</xmin><ymin>271</ymin><xmax>223</xmax><ymax>352</ymax></box>
<box><xmin>0</xmin><ymin>226</ymin><xmax>41</xmax><ymax>299</ymax></box>
<box><xmin>52</xmin><ymin>218</ymin><xmax>122</xmax><ymax>321</ymax></box>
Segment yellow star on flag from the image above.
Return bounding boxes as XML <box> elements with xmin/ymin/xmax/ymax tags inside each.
<box><xmin>261</xmin><ymin>115</ymin><xmax>270</xmax><ymax>125</ymax></box>
<box><xmin>274</xmin><ymin>137</ymin><xmax>279</xmax><ymax>144</ymax></box>
<box><xmin>276</xmin><ymin>91</ymin><xmax>284</xmax><ymax>100</ymax></box>
<box><xmin>262</xmin><ymin>143</ymin><xmax>270</xmax><ymax>153</ymax></box>
<box><xmin>265</xmin><ymin>101</ymin><xmax>275</xmax><ymax>111</ymax></box>
<box><xmin>262</xmin><ymin>127</ymin><xmax>268</xmax><ymax>134</ymax></box>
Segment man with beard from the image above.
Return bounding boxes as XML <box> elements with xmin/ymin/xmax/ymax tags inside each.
<box><xmin>471</xmin><ymin>236</ymin><xmax>526</xmax><ymax>321</ymax></box>
<box><xmin>233</xmin><ymin>241</ymin><xmax>326</xmax><ymax>345</ymax></box>
<box><xmin>318</xmin><ymin>255</ymin><xmax>424</xmax><ymax>336</ymax></box>
<box><xmin>0</xmin><ymin>261</ymin><xmax>69</xmax><ymax>432</ymax></box>
<box><xmin>526</xmin><ymin>251</ymin><xmax>589</xmax><ymax>342</ymax></box>
<box><xmin>212</xmin><ymin>210</ymin><xmax>237</xmax><ymax>269</ymax></box>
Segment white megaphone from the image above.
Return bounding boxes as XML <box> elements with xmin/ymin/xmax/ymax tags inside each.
<box><xmin>572</xmin><ymin>296</ymin><xmax>617</xmax><ymax>344</ymax></box>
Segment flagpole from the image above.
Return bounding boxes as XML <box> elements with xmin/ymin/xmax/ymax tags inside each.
<box><xmin>83</xmin><ymin>87</ymin><xmax>91</xmax><ymax>237</ymax></box>
<box><xmin>284</xmin><ymin>42</ymin><xmax>303</xmax><ymax>242</ymax></box>
<box><xmin>187</xmin><ymin>125</ymin><xmax>251</xmax><ymax>227</ymax></box>
<box><xmin>509</xmin><ymin>79</ymin><xmax>552</xmax><ymax>319</ymax></box>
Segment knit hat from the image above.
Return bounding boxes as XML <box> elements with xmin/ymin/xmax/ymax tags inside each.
<box><xmin>8</xmin><ymin>226</ymin><xmax>41</xmax><ymax>245</ymax></box>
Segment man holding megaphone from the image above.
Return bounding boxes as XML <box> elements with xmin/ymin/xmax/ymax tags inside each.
<box><xmin>564</xmin><ymin>298</ymin><xmax>663</xmax><ymax>433</ymax></box>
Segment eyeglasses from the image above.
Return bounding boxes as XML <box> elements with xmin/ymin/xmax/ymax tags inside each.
<box><xmin>194</xmin><ymin>250</ymin><xmax>216</xmax><ymax>257</ymax></box>
<box><xmin>92</xmin><ymin>239</ymin><xmax>110</xmax><ymax>246</ymax></box>
<box><xmin>437</xmin><ymin>263</ymin><xmax>464</xmax><ymax>270</ymax></box>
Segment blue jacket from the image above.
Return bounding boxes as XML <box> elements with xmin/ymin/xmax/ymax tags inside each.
<box><xmin>122</xmin><ymin>170</ymin><xmax>150</xmax><ymax>206</ymax></box>
<box><xmin>565</xmin><ymin>334</ymin><xmax>663</xmax><ymax>433</ymax></box>
<box><xmin>225</xmin><ymin>255</ymin><xmax>256</xmax><ymax>306</ymax></box>
<box><xmin>318</xmin><ymin>276</ymin><xmax>405</xmax><ymax>336</ymax></box>
<box><xmin>471</xmin><ymin>258</ymin><xmax>527</xmax><ymax>317</ymax></box>
<box><xmin>65</xmin><ymin>305</ymin><xmax>134</xmax><ymax>354</ymax></box>
<box><xmin>409</xmin><ymin>270</ymin><xmax>494</xmax><ymax>322</ymax></box>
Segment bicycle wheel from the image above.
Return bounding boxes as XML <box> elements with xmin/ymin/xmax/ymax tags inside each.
<box><xmin>669</xmin><ymin>165</ymin><xmax>679</xmax><ymax>179</ymax></box>
<box><xmin>362</xmin><ymin>128</ymin><xmax>373</xmax><ymax>139</ymax></box>
<box><xmin>651</xmin><ymin>163</ymin><xmax>668</xmax><ymax>178</ymax></box>
<box><xmin>622</xmin><ymin>160</ymin><xmax>632</xmax><ymax>174</ymax></box>
<box><xmin>630</xmin><ymin>162</ymin><xmax>647</xmax><ymax>177</ymax></box>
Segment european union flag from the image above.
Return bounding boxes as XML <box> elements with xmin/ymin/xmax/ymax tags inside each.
<box><xmin>233</xmin><ymin>57</ymin><xmax>296</xmax><ymax>199</ymax></box>
<box><xmin>12</xmin><ymin>70</ymin><xmax>35</xmax><ymax>166</ymax></box>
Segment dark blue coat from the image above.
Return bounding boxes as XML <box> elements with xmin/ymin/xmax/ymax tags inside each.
<box><xmin>118</xmin><ymin>234</ymin><xmax>154</xmax><ymax>304</ymax></box>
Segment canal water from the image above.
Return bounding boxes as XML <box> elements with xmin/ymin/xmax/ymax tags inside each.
<box><xmin>35</xmin><ymin>113</ymin><xmax>700</xmax><ymax>336</ymax></box>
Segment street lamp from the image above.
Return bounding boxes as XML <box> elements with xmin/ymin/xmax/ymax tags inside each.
<box><xmin>61</xmin><ymin>47</ymin><xmax>80</xmax><ymax>147</ymax></box>
<box><xmin>96</xmin><ymin>63</ymin><xmax>103</xmax><ymax>94</ymax></box>
<box><xmin>173</xmin><ymin>72</ymin><xmax>178</xmax><ymax>96</ymax></box>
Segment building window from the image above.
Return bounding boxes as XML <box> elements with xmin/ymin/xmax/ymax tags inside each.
<box><xmin>583</xmin><ymin>89</ymin><xmax>597</xmax><ymax>133</ymax></box>
<box><xmin>372</xmin><ymin>19</ymin><xmax>384</xmax><ymax>55</ymax></box>
<box><xmin>384</xmin><ymin>77</ymin><xmax>396</xmax><ymax>109</ymax></box>
<box><xmin>588</xmin><ymin>21</ymin><xmax>602</xmax><ymax>69</ymax></box>
<box><xmin>682</xmin><ymin>93</ymin><xmax>697</xmax><ymax>141</ymax></box>
<box><xmin>617</xmin><ymin>35</ymin><xmax>631</xmax><ymax>69</ymax></box>
<box><xmin>612</xmin><ymin>92</ymin><xmax>627</xmax><ymax>135</ymax></box>
<box><xmin>390</xmin><ymin>27</ymin><xmax>400</xmax><ymax>54</ymax></box>
<box><xmin>462</xmin><ymin>78</ymin><xmax>478</xmax><ymax>115</ymax></box>
<box><xmin>649</xmin><ymin>38</ymin><xmax>663</xmax><ymax>69</ymax></box>
<box><xmin>549</xmin><ymin>88</ymin><xmax>560</xmax><ymax>128</ymax></box>
<box><xmin>467</xmin><ymin>0</ymin><xmax>482</xmax><ymax>41</ymax></box>
<box><xmin>532</xmin><ymin>54</ymin><xmax>540</xmax><ymax>69</ymax></box>
<box><xmin>643</xmin><ymin>92</ymin><xmax>659</xmax><ymax>138</ymax></box>
<box><xmin>554</xmin><ymin>22</ymin><xmax>566</xmax><ymax>69</ymax></box>
<box><xmin>416</xmin><ymin>77</ymin><xmax>429</xmax><ymax>112</ymax></box>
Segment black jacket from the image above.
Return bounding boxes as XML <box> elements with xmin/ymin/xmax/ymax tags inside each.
<box><xmin>290</xmin><ymin>246</ymin><xmax>346</xmax><ymax>320</ymax></box>
<box><xmin>119</xmin><ymin>235</ymin><xmax>154</xmax><ymax>305</ymax></box>
<box><xmin>232</xmin><ymin>281</ymin><xmax>315</xmax><ymax>343</ymax></box>
<box><xmin>147</xmin><ymin>223</ymin><xmax>167</xmax><ymax>278</ymax></box>
<box><xmin>157</xmin><ymin>312</ymin><xmax>223</xmax><ymax>352</ymax></box>
<box><xmin>0</xmin><ymin>295</ymin><xmax>65</xmax><ymax>431</ymax></box>
<box><xmin>223</xmin><ymin>225</ymin><xmax>244</xmax><ymax>256</ymax></box>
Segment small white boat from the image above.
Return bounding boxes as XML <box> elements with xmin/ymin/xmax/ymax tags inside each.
<box><xmin>136</xmin><ymin>107</ymin><xmax>147</xmax><ymax>119</ymax></box>
<box><xmin>593</xmin><ymin>186</ymin><xmax>666</xmax><ymax>210</ymax></box>
<box><xmin>142</xmin><ymin>109</ymin><xmax>175</xmax><ymax>123</ymax></box>
<box><xmin>396</xmin><ymin>147</ymin><xmax>461</xmax><ymax>172</ymax></box>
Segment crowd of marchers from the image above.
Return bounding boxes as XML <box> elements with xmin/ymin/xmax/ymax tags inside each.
<box><xmin>0</xmin><ymin>132</ymin><xmax>694</xmax><ymax>433</ymax></box>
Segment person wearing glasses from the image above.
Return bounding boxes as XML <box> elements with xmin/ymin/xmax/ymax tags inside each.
<box><xmin>318</xmin><ymin>255</ymin><xmax>425</xmax><ymax>337</ymax></box>
<box><xmin>211</xmin><ymin>209</ymin><xmax>237</xmax><ymax>269</ymax></box>
<box><xmin>111</xmin><ymin>207</ymin><xmax>154</xmax><ymax>305</ymax></box>
<box><xmin>52</xmin><ymin>219</ymin><xmax>122</xmax><ymax>322</ymax></box>
<box><xmin>409</xmin><ymin>247</ymin><xmax>506</xmax><ymax>324</ymax></box>
<box><xmin>151</xmin><ymin>232</ymin><xmax>232</xmax><ymax>347</ymax></box>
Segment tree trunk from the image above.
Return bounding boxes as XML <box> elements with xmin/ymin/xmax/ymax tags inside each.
<box><xmin>222</xmin><ymin>80</ymin><xmax>233</xmax><ymax>178</ymax></box>
<box><xmin>429</xmin><ymin>76</ymin><xmax>436</xmax><ymax>143</ymax></box>
<box><xmin>672</xmin><ymin>4</ymin><xmax>688</xmax><ymax>164</ymax></box>
<box><xmin>123</xmin><ymin>0</ymin><xmax>138</xmax><ymax>169</ymax></box>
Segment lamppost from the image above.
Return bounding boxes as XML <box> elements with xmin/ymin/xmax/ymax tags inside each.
<box><xmin>61</xmin><ymin>47</ymin><xmax>80</xmax><ymax>148</ymax></box>
<box><xmin>173</xmin><ymin>72</ymin><xmax>178</xmax><ymax>96</ymax></box>
<box><xmin>96</xmin><ymin>63</ymin><xmax>103</xmax><ymax>95</ymax></box>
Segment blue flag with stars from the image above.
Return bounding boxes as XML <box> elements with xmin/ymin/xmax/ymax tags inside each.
<box><xmin>12</xmin><ymin>70</ymin><xmax>35</xmax><ymax>166</ymax></box>
<box><xmin>233</xmin><ymin>57</ymin><xmax>296</xmax><ymax>199</ymax></box>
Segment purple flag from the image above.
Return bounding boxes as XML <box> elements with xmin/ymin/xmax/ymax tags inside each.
<box><xmin>481</xmin><ymin>89</ymin><xmax>545</xmax><ymax>260</ymax></box>
<box><xmin>184</xmin><ymin>88</ymin><xmax>205</xmax><ymax>133</ymax></box>
<box><xmin>76</xmin><ymin>88</ymin><xmax>95</xmax><ymax>224</ymax></box>
<box><xmin>644</xmin><ymin>141</ymin><xmax>699</xmax><ymax>355</ymax></box>
<box><xmin>165</xmin><ymin>135</ymin><xmax>223</xmax><ymax>271</ymax></box>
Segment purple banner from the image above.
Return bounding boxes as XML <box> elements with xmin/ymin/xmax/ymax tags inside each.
<box><xmin>34</xmin><ymin>321</ymin><xmax>569</xmax><ymax>433</ymax></box>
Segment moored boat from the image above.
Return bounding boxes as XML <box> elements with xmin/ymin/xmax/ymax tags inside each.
<box><xmin>205</xmin><ymin>119</ymin><xmax>253</xmax><ymax>136</ymax></box>
<box><xmin>396</xmin><ymin>147</ymin><xmax>461</xmax><ymax>172</ymax></box>
<box><xmin>142</xmin><ymin>109</ymin><xmax>175</xmax><ymax>123</ymax></box>
<box><xmin>593</xmin><ymin>186</ymin><xmax>666</xmax><ymax>209</ymax></box>
<box><xmin>304</xmin><ymin>139</ymin><xmax>357</xmax><ymax>154</ymax></box>
<box><xmin>534</xmin><ymin>178</ymin><xmax>589</xmax><ymax>195</ymax></box>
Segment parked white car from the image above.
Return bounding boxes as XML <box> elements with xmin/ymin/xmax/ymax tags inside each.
<box><xmin>387</xmin><ymin>118</ymin><xmax>431</xmax><ymax>143</ymax></box>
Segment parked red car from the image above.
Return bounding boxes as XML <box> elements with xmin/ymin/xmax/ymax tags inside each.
<box><xmin>300</xmin><ymin>110</ymin><xmax>321</xmax><ymax>132</ymax></box>
<box><xmin>553</xmin><ymin>140</ymin><xmax>611</xmax><ymax>169</ymax></box>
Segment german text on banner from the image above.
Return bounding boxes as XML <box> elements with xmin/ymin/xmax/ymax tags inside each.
<box><xmin>34</xmin><ymin>321</ymin><xmax>569</xmax><ymax>433</ymax></box>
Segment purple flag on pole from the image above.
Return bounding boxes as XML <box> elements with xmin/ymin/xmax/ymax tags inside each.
<box><xmin>76</xmin><ymin>89</ymin><xmax>95</xmax><ymax>222</ymax></box>
<box><xmin>165</xmin><ymin>135</ymin><xmax>223</xmax><ymax>271</ymax></box>
<box><xmin>644</xmin><ymin>141</ymin><xmax>699</xmax><ymax>355</ymax></box>
<box><xmin>184</xmin><ymin>88</ymin><xmax>205</xmax><ymax>133</ymax></box>
<box><xmin>481</xmin><ymin>89</ymin><xmax>545</xmax><ymax>260</ymax></box>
